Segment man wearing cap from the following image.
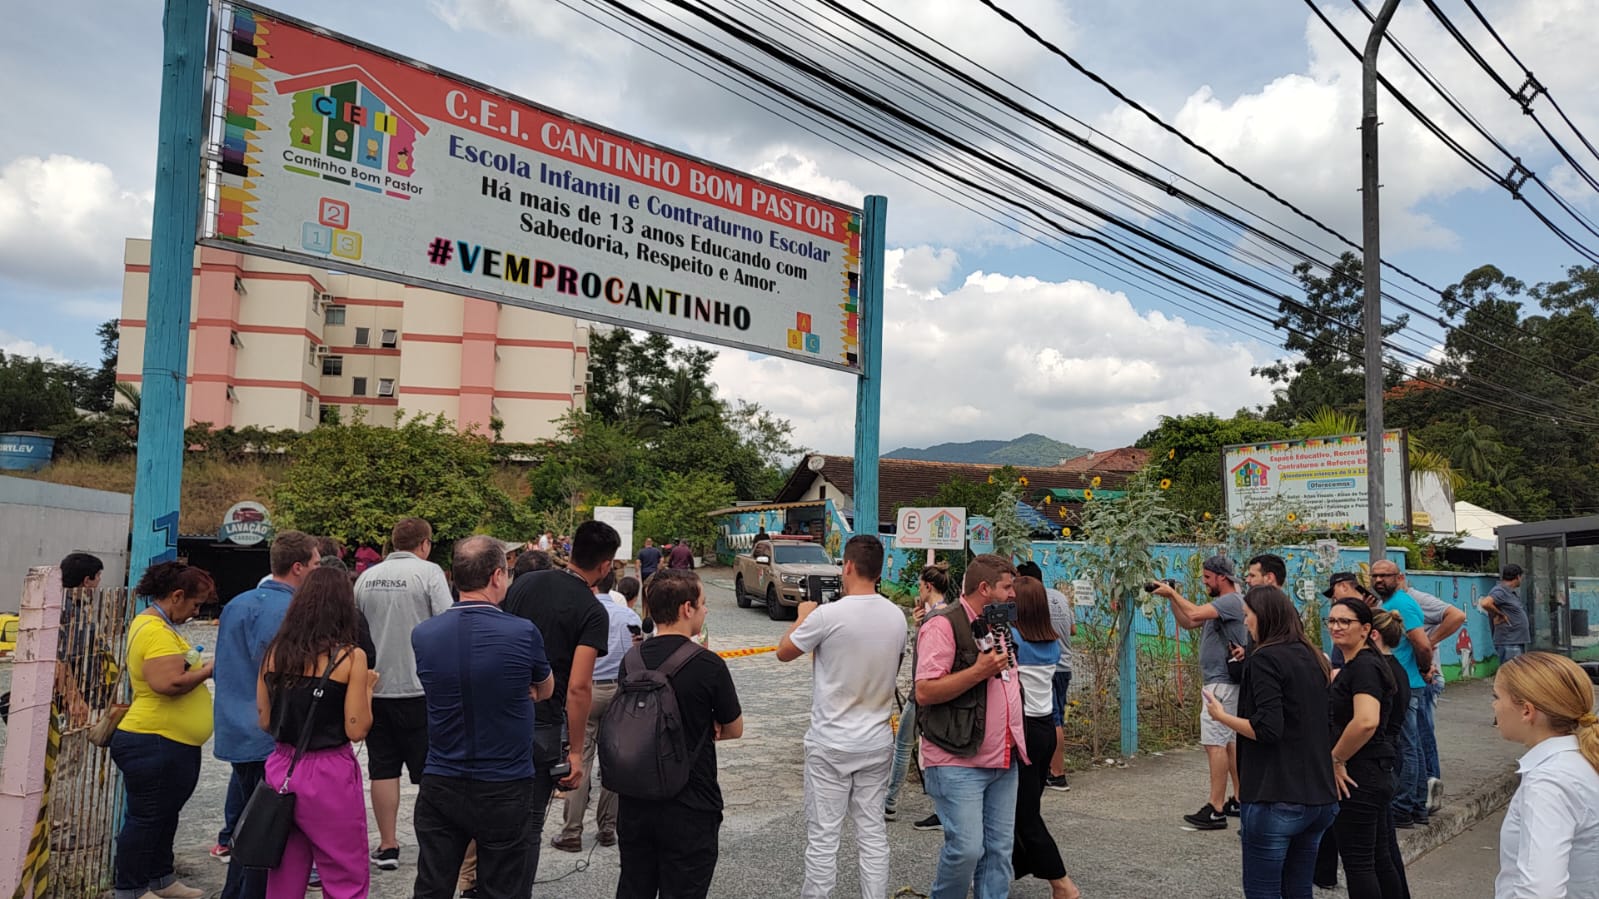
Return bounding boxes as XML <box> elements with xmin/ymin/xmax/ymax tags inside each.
<box><xmin>1152</xmin><ymin>556</ymin><xmax>1248</xmax><ymax>830</ymax></box>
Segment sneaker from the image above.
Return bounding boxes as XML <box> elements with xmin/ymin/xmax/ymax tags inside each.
<box><xmin>307</xmin><ymin>870</ymin><xmax>322</xmax><ymax>893</ymax></box>
<box><xmin>913</xmin><ymin>813</ymin><xmax>942</xmax><ymax>831</ymax></box>
<box><xmin>1045</xmin><ymin>774</ymin><xmax>1071</xmax><ymax>791</ymax></box>
<box><xmin>1426</xmin><ymin>777</ymin><xmax>1443</xmax><ymax>812</ymax></box>
<box><xmin>209</xmin><ymin>843</ymin><xmax>231</xmax><ymax>862</ymax></box>
<box><xmin>551</xmin><ymin>834</ymin><xmax>583</xmax><ymax>853</ymax></box>
<box><xmin>1393</xmin><ymin>812</ymin><xmax>1416</xmax><ymax>829</ymax></box>
<box><xmin>883</xmin><ymin>806</ymin><xmax>898</xmax><ymax>821</ymax></box>
<box><xmin>1222</xmin><ymin>797</ymin><xmax>1241</xmax><ymax>817</ymax></box>
<box><xmin>1412</xmin><ymin>810</ymin><xmax>1430</xmax><ymax>826</ymax></box>
<box><xmin>371</xmin><ymin>846</ymin><xmax>401</xmax><ymax>870</ymax></box>
<box><xmin>1183</xmin><ymin>804</ymin><xmax>1228</xmax><ymax>830</ymax></box>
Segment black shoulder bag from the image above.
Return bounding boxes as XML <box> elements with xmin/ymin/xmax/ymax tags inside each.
<box><xmin>231</xmin><ymin>647</ymin><xmax>351</xmax><ymax>869</ymax></box>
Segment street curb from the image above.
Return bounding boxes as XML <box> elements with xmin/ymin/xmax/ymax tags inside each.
<box><xmin>1398</xmin><ymin>766</ymin><xmax>1517</xmax><ymax>864</ymax></box>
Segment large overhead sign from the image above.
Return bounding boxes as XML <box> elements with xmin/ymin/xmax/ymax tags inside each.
<box><xmin>1222</xmin><ymin>431</ymin><xmax>1410</xmax><ymax>532</ymax></box>
<box><xmin>202</xmin><ymin>4</ymin><xmax>865</xmax><ymax>372</ymax></box>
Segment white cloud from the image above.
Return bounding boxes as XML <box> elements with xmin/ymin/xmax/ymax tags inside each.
<box><xmin>710</xmin><ymin>247</ymin><xmax>1275</xmax><ymax>455</ymax></box>
<box><xmin>0</xmin><ymin>329</ymin><xmax>66</xmax><ymax>362</ymax></box>
<box><xmin>1094</xmin><ymin>1</ymin><xmax>1599</xmax><ymax>255</ymax></box>
<box><xmin>0</xmin><ymin>154</ymin><xmax>152</xmax><ymax>290</ymax></box>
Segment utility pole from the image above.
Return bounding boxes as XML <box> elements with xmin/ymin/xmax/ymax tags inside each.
<box><xmin>1361</xmin><ymin>0</ymin><xmax>1401</xmax><ymax>563</ymax></box>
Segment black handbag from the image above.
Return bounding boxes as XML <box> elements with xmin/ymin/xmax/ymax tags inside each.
<box><xmin>230</xmin><ymin>648</ymin><xmax>350</xmax><ymax>869</ymax></box>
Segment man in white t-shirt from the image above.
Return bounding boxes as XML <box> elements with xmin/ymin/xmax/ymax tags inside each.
<box><xmin>778</xmin><ymin>535</ymin><xmax>909</xmax><ymax>899</ymax></box>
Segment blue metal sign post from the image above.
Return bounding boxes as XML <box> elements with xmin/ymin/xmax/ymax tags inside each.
<box><xmin>129</xmin><ymin>0</ymin><xmax>208</xmax><ymax>591</ymax></box>
<box><xmin>851</xmin><ymin>196</ymin><xmax>887</xmax><ymax>538</ymax></box>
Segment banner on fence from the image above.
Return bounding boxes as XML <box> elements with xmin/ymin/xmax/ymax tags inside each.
<box><xmin>203</xmin><ymin>3</ymin><xmax>864</xmax><ymax>372</ymax></box>
<box><xmin>1222</xmin><ymin>431</ymin><xmax>1409</xmax><ymax>531</ymax></box>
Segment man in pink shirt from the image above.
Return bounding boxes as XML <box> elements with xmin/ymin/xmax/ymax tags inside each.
<box><xmin>915</xmin><ymin>554</ymin><xmax>1028</xmax><ymax>899</ymax></box>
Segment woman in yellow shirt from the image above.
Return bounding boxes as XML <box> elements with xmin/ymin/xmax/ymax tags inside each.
<box><xmin>110</xmin><ymin>561</ymin><xmax>217</xmax><ymax>899</ymax></box>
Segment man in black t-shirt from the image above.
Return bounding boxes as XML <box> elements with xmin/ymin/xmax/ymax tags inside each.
<box><xmin>500</xmin><ymin>520</ymin><xmax>618</xmax><ymax>886</ymax></box>
<box><xmin>616</xmin><ymin>569</ymin><xmax>743</xmax><ymax>899</ymax></box>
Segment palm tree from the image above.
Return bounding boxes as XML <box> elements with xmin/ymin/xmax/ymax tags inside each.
<box><xmin>1292</xmin><ymin>406</ymin><xmax>1461</xmax><ymax>488</ymax></box>
<box><xmin>637</xmin><ymin>366</ymin><xmax>720</xmax><ymax>438</ymax></box>
<box><xmin>1449</xmin><ymin>418</ymin><xmax>1500</xmax><ymax>482</ymax></box>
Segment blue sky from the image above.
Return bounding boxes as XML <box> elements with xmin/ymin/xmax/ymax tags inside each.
<box><xmin>3</xmin><ymin>0</ymin><xmax>1594</xmax><ymax>453</ymax></box>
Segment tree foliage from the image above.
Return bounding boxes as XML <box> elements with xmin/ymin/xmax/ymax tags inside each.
<box><xmin>635</xmin><ymin>470</ymin><xmax>736</xmax><ymax>552</ymax></box>
<box><xmin>1250</xmin><ymin>259</ymin><xmax>1599</xmax><ymax>522</ymax></box>
<box><xmin>272</xmin><ymin>414</ymin><xmax>515</xmax><ymax>551</ymax></box>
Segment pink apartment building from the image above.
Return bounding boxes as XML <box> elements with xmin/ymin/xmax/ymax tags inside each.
<box><xmin>116</xmin><ymin>239</ymin><xmax>589</xmax><ymax>441</ymax></box>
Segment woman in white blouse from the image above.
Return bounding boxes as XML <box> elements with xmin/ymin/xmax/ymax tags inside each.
<box><xmin>1493</xmin><ymin>651</ymin><xmax>1599</xmax><ymax>898</ymax></box>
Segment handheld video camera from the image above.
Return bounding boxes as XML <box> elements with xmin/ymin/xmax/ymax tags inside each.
<box><xmin>805</xmin><ymin>574</ymin><xmax>841</xmax><ymax>603</ymax></box>
<box><xmin>981</xmin><ymin>601</ymin><xmax>1017</xmax><ymax>631</ymax></box>
<box><xmin>1144</xmin><ymin>578</ymin><xmax>1180</xmax><ymax>593</ymax></box>
<box><xmin>548</xmin><ymin>720</ymin><xmax>573</xmax><ymax>781</ymax></box>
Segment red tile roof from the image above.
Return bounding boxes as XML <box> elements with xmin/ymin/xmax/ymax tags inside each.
<box><xmin>774</xmin><ymin>454</ymin><xmax>1137</xmax><ymax>527</ymax></box>
<box><xmin>1054</xmin><ymin>446</ymin><xmax>1151</xmax><ymax>473</ymax></box>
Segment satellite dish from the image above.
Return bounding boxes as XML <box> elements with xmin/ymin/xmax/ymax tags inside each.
<box><xmin>807</xmin><ymin>455</ymin><xmax>825</xmax><ymax>472</ymax></box>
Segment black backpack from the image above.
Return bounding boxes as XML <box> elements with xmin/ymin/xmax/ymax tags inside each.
<box><xmin>598</xmin><ymin>641</ymin><xmax>708</xmax><ymax>801</ymax></box>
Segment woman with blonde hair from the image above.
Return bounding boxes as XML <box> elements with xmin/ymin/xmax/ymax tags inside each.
<box><xmin>1492</xmin><ymin>651</ymin><xmax>1599</xmax><ymax>898</ymax></box>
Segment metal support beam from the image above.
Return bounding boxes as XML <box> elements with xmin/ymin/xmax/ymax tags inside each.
<box><xmin>852</xmin><ymin>196</ymin><xmax>887</xmax><ymax>537</ymax></box>
<box><xmin>1361</xmin><ymin>0</ymin><xmax>1401</xmax><ymax>563</ymax></box>
<box><xmin>129</xmin><ymin>0</ymin><xmax>209</xmax><ymax>591</ymax></box>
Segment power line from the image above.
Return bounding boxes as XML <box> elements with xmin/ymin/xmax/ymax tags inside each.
<box><xmin>571</xmin><ymin>0</ymin><xmax>1599</xmax><ymax>428</ymax></box>
<box><xmin>1457</xmin><ymin>0</ymin><xmax>1599</xmax><ymax>168</ymax></box>
<box><xmin>972</xmin><ymin>0</ymin><xmax>1456</xmax><ymax>300</ymax></box>
<box><xmin>1304</xmin><ymin>0</ymin><xmax>1599</xmax><ymax>266</ymax></box>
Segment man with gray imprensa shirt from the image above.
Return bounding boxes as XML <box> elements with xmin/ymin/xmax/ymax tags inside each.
<box><xmin>354</xmin><ymin>517</ymin><xmax>454</xmax><ymax>871</ymax></box>
<box><xmin>1479</xmin><ymin>564</ymin><xmax>1531</xmax><ymax>661</ymax></box>
<box><xmin>1154</xmin><ymin>555</ymin><xmax>1248</xmax><ymax>830</ymax></box>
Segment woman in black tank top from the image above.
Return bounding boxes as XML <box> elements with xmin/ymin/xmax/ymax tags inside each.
<box><xmin>256</xmin><ymin>568</ymin><xmax>379</xmax><ymax>899</ymax></box>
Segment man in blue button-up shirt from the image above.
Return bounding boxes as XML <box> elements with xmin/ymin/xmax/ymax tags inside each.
<box><xmin>212</xmin><ymin>530</ymin><xmax>319</xmax><ymax>898</ymax></box>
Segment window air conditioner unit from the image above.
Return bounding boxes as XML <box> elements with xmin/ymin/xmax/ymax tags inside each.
<box><xmin>318</xmin><ymin>291</ymin><xmax>334</xmax><ymax>305</ymax></box>
<box><xmin>315</xmin><ymin>345</ymin><xmax>330</xmax><ymax>356</ymax></box>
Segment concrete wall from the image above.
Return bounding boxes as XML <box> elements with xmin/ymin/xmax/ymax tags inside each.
<box><xmin>0</xmin><ymin>476</ymin><xmax>130</xmax><ymax>613</ymax></box>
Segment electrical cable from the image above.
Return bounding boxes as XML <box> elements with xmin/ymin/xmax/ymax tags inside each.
<box><xmin>1302</xmin><ymin>0</ymin><xmax>1599</xmax><ymax>266</ymax></box>
<box><xmin>667</xmin><ymin>0</ymin><xmax>1599</xmax><ymax>395</ymax></box>
<box><xmin>1459</xmin><ymin>0</ymin><xmax>1599</xmax><ymax>168</ymax></box>
<box><xmin>572</xmin><ymin>0</ymin><xmax>1599</xmax><ymax>428</ymax></box>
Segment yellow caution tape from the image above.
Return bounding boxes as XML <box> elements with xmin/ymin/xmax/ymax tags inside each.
<box><xmin>715</xmin><ymin>645</ymin><xmax>780</xmax><ymax>659</ymax></box>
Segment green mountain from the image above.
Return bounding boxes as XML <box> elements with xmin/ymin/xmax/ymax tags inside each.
<box><xmin>884</xmin><ymin>433</ymin><xmax>1092</xmax><ymax>467</ymax></box>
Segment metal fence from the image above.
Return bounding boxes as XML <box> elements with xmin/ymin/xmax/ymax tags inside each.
<box><xmin>48</xmin><ymin>585</ymin><xmax>133</xmax><ymax>897</ymax></box>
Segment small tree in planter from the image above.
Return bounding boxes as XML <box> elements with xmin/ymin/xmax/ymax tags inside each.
<box><xmin>1075</xmin><ymin>472</ymin><xmax>1184</xmax><ymax>757</ymax></box>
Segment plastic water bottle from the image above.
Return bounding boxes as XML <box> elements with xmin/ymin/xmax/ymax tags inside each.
<box><xmin>185</xmin><ymin>644</ymin><xmax>204</xmax><ymax>668</ymax></box>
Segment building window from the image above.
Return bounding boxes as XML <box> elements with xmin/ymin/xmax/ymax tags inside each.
<box><xmin>352</xmin><ymin>376</ymin><xmax>367</xmax><ymax>397</ymax></box>
<box><xmin>325</xmin><ymin>305</ymin><xmax>346</xmax><ymax>325</ymax></box>
<box><xmin>321</xmin><ymin>355</ymin><xmax>343</xmax><ymax>376</ymax></box>
<box><xmin>319</xmin><ymin>405</ymin><xmax>340</xmax><ymax>425</ymax></box>
<box><xmin>229</xmin><ymin>330</ymin><xmax>243</xmax><ymax>348</ymax></box>
<box><xmin>355</xmin><ymin>326</ymin><xmax>370</xmax><ymax>347</ymax></box>
<box><xmin>380</xmin><ymin>329</ymin><xmax>398</xmax><ymax>348</ymax></box>
<box><xmin>225</xmin><ymin>385</ymin><xmax>238</xmax><ymax>403</ymax></box>
<box><xmin>377</xmin><ymin>378</ymin><xmax>395</xmax><ymax>397</ymax></box>
<box><xmin>305</xmin><ymin>393</ymin><xmax>315</xmax><ymax>419</ymax></box>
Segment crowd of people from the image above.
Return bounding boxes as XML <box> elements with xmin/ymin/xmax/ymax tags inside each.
<box><xmin>51</xmin><ymin>521</ymin><xmax>1599</xmax><ymax>899</ymax></box>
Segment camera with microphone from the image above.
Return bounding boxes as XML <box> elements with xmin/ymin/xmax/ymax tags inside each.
<box><xmin>1144</xmin><ymin>578</ymin><xmax>1180</xmax><ymax>593</ymax></box>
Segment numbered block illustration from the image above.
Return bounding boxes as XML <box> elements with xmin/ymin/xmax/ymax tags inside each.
<box><xmin>301</xmin><ymin>222</ymin><xmax>333</xmax><ymax>254</ymax></box>
<box><xmin>331</xmin><ymin>229</ymin><xmax>363</xmax><ymax>260</ymax></box>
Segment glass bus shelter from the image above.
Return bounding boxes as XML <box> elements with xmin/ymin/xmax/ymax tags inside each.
<box><xmin>1497</xmin><ymin>516</ymin><xmax>1599</xmax><ymax>661</ymax></box>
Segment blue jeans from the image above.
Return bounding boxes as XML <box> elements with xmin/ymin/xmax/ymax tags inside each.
<box><xmin>1050</xmin><ymin>670</ymin><xmax>1073</xmax><ymax>726</ymax></box>
<box><xmin>924</xmin><ymin>762</ymin><xmax>1019</xmax><ymax>899</ymax></box>
<box><xmin>109</xmin><ymin>730</ymin><xmax>202</xmax><ymax>899</ymax></box>
<box><xmin>1496</xmin><ymin>643</ymin><xmax>1526</xmax><ymax>662</ymax></box>
<box><xmin>1391</xmin><ymin>695</ymin><xmax>1424</xmax><ymax>818</ymax></box>
<box><xmin>1420</xmin><ymin>676</ymin><xmax>1442</xmax><ymax>783</ymax></box>
<box><xmin>885</xmin><ymin>700</ymin><xmax>918</xmax><ymax>811</ymax></box>
<box><xmin>1239</xmin><ymin>800</ymin><xmax>1338</xmax><ymax>899</ymax></box>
